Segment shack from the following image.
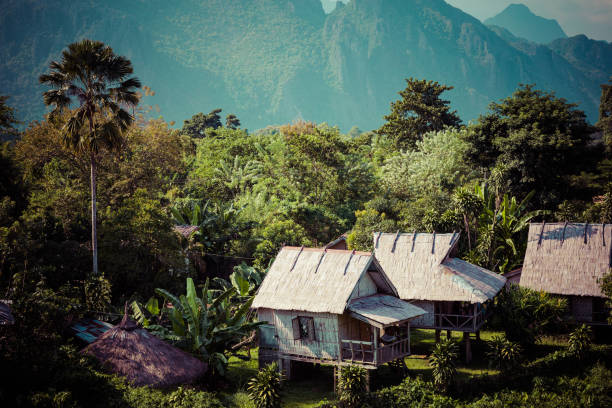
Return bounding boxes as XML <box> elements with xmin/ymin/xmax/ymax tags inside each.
<box><xmin>252</xmin><ymin>246</ymin><xmax>426</xmax><ymax>379</ymax></box>
<box><xmin>373</xmin><ymin>232</ymin><xmax>506</xmax><ymax>359</ymax></box>
<box><xmin>520</xmin><ymin>222</ymin><xmax>611</xmax><ymax>324</ymax></box>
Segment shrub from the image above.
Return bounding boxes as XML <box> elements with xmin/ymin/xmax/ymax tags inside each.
<box><xmin>568</xmin><ymin>324</ymin><xmax>592</xmax><ymax>359</ymax></box>
<box><xmin>486</xmin><ymin>335</ymin><xmax>522</xmax><ymax>373</ymax></box>
<box><xmin>247</xmin><ymin>362</ymin><xmax>282</xmax><ymax>408</ymax></box>
<box><xmin>373</xmin><ymin>377</ymin><xmax>456</xmax><ymax>408</ymax></box>
<box><xmin>338</xmin><ymin>366</ymin><xmax>368</xmax><ymax>408</ymax></box>
<box><xmin>492</xmin><ymin>285</ymin><xmax>567</xmax><ymax>345</ymax></box>
<box><xmin>429</xmin><ymin>339</ymin><xmax>458</xmax><ymax>392</ymax></box>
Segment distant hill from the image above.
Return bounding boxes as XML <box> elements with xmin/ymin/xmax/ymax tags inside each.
<box><xmin>0</xmin><ymin>0</ymin><xmax>609</xmax><ymax>131</ymax></box>
<box><xmin>484</xmin><ymin>4</ymin><xmax>567</xmax><ymax>44</ymax></box>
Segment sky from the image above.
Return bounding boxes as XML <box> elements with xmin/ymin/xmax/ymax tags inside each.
<box><xmin>321</xmin><ymin>0</ymin><xmax>612</xmax><ymax>42</ymax></box>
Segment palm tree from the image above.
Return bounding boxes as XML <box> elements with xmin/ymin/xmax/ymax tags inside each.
<box><xmin>39</xmin><ymin>39</ymin><xmax>141</xmax><ymax>275</ymax></box>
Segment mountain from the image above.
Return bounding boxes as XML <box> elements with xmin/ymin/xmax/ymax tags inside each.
<box><xmin>484</xmin><ymin>4</ymin><xmax>567</xmax><ymax>44</ymax></box>
<box><xmin>0</xmin><ymin>0</ymin><xmax>609</xmax><ymax>132</ymax></box>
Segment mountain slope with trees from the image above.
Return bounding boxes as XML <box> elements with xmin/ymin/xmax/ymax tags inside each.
<box><xmin>0</xmin><ymin>0</ymin><xmax>610</xmax><ymax>131</ymax></box>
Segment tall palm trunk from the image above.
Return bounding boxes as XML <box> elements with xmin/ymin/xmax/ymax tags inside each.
<box><xmin>90</xmin><ymin>151</ymin><xmax>98</xmax><ymax>275</ymax></box>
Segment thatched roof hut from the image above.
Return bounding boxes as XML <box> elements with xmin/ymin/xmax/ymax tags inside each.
<box><xmin>252</xmin><ymin>246</ymin><xmax>422</xmax><ymax>317</ymax></box>
<box><xmin>520</xmin><ymin>223</ymin><xmax>610</xmax><ymax>297</ymax></box>
<box><xmin>82</xmin><ymin>313</ymin><xmax>207</xmax><ymax>387</ymax></box>
<box><xmin>0</xmin><ymin>301</ymin><xmax>15</xmax><ymax>325</ymax></box>
<box><xmin>373</xmin><ymin>232</ymin><xmax>506</xmax><ymax>303</ymax></box>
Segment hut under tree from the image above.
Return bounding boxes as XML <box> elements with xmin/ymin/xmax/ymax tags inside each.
<box><xmin>373</xmin><ymin>232</ymin><xmax>507</xmax><ymax>361</ymax></box>
<box><xmin>252</xmin><ymin>246</ymin><xmax>426</xmax><ymax>386</ymax></box>
<box><xmin>0</xmin><ymin>301</ymin><xmax>15</xmax><ymax>326</ymax></box>
<box><xmin>520</xmin><ymin>222</ymin><xmax>611</xmax><ymax>324</ymax></box>
<box><xmin>82</xmin><ymin>310</ymin><xmax>207</xmax><ymax>387</ymax></box>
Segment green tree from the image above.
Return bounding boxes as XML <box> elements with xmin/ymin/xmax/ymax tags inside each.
<box><xmin>600</xmin><ymin>271</ymin><xmax>612</xmax><ymax>324</ymax></box>
<box><xmin>39</xmin><ymin>39</ymin><xmax>141</xmax><ymax>275</ymax></box>
<box><xmin>377</xmin><ymin>78</ymin><xmax>461</xmax><ymax>150</ymax></box>
<box><xmin>463</xmin><ymin>84</ymin><xmax>596</xmax><ymax>210</ymax></box>
<box><xmin>0</xmin><ymin>95</ymin><xmax>19</xmax><ymax>141</ymax></box>
<box><xmin>597</xmin><ymin>76</ymin><xmax>612</xmax><ymax>149</ymax></box>
<box><xmin>225</xmin><ymin>113</ymin><xmax>241</xmax><ymax>129</ymax></box>
<box><xmin>568</xmin><ymin>324</ymin><xmax>592</xmax><ymax>360</ymax></box>
<box><xmin>182</xmin><ymin>108</ymin><xmax>223</xmax><ymax>138</ymax></box>
<box><xmin>338</xmin><ymin>366</ymin><xmax>368</xmax><ymax>408</ymax></box>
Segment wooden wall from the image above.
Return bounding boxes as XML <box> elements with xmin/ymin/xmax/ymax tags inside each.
<box><xmin>409</xmin><ymin>301</ymin><xmax>434</xmax><ymax>327</ymax></box>
<box><xmin>338</xmin><ymin>314</ymin><xmax>374</xmax><ymax>342</ymax></box>
<box><xmin>260</xmin><ymin>309</ymin><xmax>341</xmax><ymax>360</ymax></box>
<box><xmin>570</xmin><ymin>296</ymin><xmax>593</xmax><ymax>322</ymax></box>
<box><xmin>348</xmin><ymin>272</ymin><xmax>378</xmax><ymax>301</ymax></box>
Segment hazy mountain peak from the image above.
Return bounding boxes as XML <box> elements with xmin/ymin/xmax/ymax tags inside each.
<box><xmin>484</xmin><ymin>3</ymin><xmax>567</xmax><ymax>44</ymax></box>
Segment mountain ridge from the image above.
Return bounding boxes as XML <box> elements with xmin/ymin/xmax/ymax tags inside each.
<box><xmin>484</xmin><ymin>3</ymin><xmax>567</xmax><ymax>44</ymax></box>
<box><xmin>0</xmin><ymin>0</ymin><xmax>609</xmax><ymax>131</ymax></box>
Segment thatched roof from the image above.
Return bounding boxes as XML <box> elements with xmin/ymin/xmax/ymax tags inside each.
<box><xmin>173</xmin><ymin>225</ymin><xmax>199</xmax><ymax>239</ymax></box>
<box><xmin>324</xmin><ymin>233</ymin><xmax>348</xmax><ymax>250</ymax></box>
<box><xmin>520</xmin><ymin>222</ymin><xmax>610</xmax><ymax>297</ymax></box>
<box><xmin>252</xmin><ymin>247</ymin><xmax>398</xmax><ymax>314</ymax></box>
<box><xmin>82</xmin><ymin>313</ymin><xmax>207</xmax><ymax>387</ymax></box>
<box><xmin>0</xmin><ymin>301</ymin><xmax>15</xmax><ymax>325</ymax></box>
<box><xmin>373</xmin><ymin>232</ymin><xmax>506</xmax><ymax>303</ymax></box>
<box><xmin>347</xmin><ymin>294</ymin><xmax>426</xmax><ymax>328</ymax></box>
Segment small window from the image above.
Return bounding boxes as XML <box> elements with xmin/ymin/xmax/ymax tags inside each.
<box><xmin>292</xmin><ymin>316</ymin><xmax>315</xmax><ymax>341</ymax></box>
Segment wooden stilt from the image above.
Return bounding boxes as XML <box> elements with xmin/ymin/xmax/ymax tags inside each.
<box><xmin>365</xmin><ymin>369</ymin><xmax>370</xmax><ymax>392</ymax></box>
<box><xmin>464</xmin><ymin>332</ymin><xmax>472</xmax><ymax>364</ymax></box>
<box><xmin>333</xmin><ymin>366</ymin><xmax>338</xmax><ymax>393</ymax></box>
<box><xmin>446</xmin><ymin>330</ymin><xmax>452</xmax><ymax>340</ymax></box>
<box><xmin>476</xmin><ymin>331</ymin><xmax>481</xmax><ymax>341</ymax></box>
<box><xmin>435</xmin><ymin>329</ymin><xmax>441</xmax><ymax>343</ymax></box>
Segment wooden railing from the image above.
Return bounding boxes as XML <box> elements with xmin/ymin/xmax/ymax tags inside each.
<box><xmin>434</xmin><ymin>309</ymin><xmax>486</xmax><ymax>331</ymax></box>
<box><xmin>340</xmin><ymin>337</ymin><xmax>410</xmax><ymax>365</ymax></box>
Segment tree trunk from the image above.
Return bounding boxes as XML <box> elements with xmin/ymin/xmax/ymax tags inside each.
<box><xmin>90</xmin><ymin>151</ymin><xmax>98</xmax><ymax>275</ymax></box>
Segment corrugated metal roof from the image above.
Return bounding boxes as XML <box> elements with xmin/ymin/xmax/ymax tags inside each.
<box><xmin>520</xmin><ymin>222</ymin><xmax>610</xmax><ymax>297</ymax></box>
<box><xmin>347</xmin><ymin>294</ymin><xmax>426</xmax><ymax>327</ymax></box>
<box><xmin>374</xmin><ymin>232</ymin><xmax>506</xmax><ymax>303</ymax></box>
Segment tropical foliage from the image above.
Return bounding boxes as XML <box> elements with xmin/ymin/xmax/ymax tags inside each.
<box><xmin>568</xmin><ymin>324</ymin><xmax>592</xmax><ymax>359</ymax></box>
<box><xmin>247</xmin><ymin>362</ymin><xmax>283</xmax><ymax>408</ymax></box>
<box><xmin>338</xmin><ymin>366</ymin><xmax>369</xmax><ymax>408</ymax></box>
<box><xmin>486</xmin><ymin>335</ymin><xmax>522</xmax><ymax>373</ymax></box>
<box><xmin>429</xmin><ymin>339</ymin><xmax>458</xmax><ymax>392</ymax></box>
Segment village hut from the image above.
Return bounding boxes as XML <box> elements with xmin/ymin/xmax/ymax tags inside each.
<box><xmin>373</xmin><ymin>232</ymin><xmax>506</xmax><ymax>359</ymax></box>
<box><xmin>252</xmin><ymin>246</ymin><xmax>426</xmax><ymax>380</ymax></box>
<box><xmin>520</xmin><ymin>222</ymin><xmax>611</xmax><ymax>324</ymax></box>
<box><xmin>324</xmin><ymin>233</ymin><xmax>348</xmax><ymax>250</ymax></box>
<box><xmin>82</xmin><ymin>311</ymin><xmax>207</xmax><ymax>387</ymax></box>
<box><xmin>0</xmin><ymin>301</ymin><xmax>15</xmax><ymax>325</ymax></box>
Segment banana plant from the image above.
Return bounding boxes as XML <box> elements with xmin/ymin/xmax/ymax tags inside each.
<box><xmin>155</xmin><ymin>277</ymin><xmax>263</xmax><ymax>376</ymax></box>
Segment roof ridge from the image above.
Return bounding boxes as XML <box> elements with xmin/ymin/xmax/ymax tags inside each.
<box><xmin>282</xmin><ymin>246</ymin><xmax>372</xmax><ymax>256</ymax></box>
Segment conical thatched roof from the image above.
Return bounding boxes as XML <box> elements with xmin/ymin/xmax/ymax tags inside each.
<box><xmin>521</xmin><ymin>222</ymin><xmax>610</xmax><ymax>297</ymax></box>
<box><xmin>82</xmin><ymin>312</ymin><xmax>207</xmax><ymax>388</ymax></box>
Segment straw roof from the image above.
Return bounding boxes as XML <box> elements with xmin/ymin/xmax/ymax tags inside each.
<box><xmin>520</xmin><ymin>222</ymin><xmax>610</xmax><ymax>297</ymax></box>
<box><xmin>252</xmin><ymin>247</ymin><xmax>397</xmax><ymax>314</ymax></box>
<box><xmin>373</xmin><ymin>232</ymin><xmax>506</xmax><ymax>303</ymax></box>
<box><xmin>347</xmin><ymin>294</ymin><xmax>426</xmax><ymax>328</ymax></box>
<box><xmin>173</xmin><ymin>225</ymin><xmax>199</xmax><ymax>239</ymax></box>
<box><xmin>82</xmin><ymin>313</ymin><xmax>207</xmax><ymax>387</ymax></box>
<box><xmin>0</xmin><ymin>301</ymin><xmax>15</xmax><ymax>325</ymax></box>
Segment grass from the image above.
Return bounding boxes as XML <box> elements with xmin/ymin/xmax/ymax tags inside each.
<box><xmin>222</xmin><ymin>329</ymin><xmax>574</xmax><ymax>407</ymax></box>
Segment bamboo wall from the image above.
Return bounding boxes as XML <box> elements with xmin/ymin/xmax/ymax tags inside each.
<box><xmin>272</xmin><ymin>310</ymin><xmax>340</xmax><ymax>360</ymax></box>
<box><xmin>409</xmin><ymin>301</ymin><xmax>435</xmax><ymax>327</ymax></box>
<box><xmin>338</xmin><ymin>313</ymin><xmax>374</xmax><ymax>342</ymax></box>
<box><xmin>348</xmin><ymin>272</ymin><xmax>378</xmax><ymax>301</ymax></box>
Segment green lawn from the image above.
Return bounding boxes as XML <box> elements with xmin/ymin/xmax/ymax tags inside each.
<box><xmin>222</xmin><ymin>329</ymin><xmax>572</xmax><ymax>407</ymax></box>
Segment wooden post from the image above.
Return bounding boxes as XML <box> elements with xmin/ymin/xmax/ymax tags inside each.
<box><xmin>435</xmin><ymin>329</ymin><xmax>441</xmax><ymax>343</ymax></box>
<box><xmin>446</xmin><ymin>330</ymin><xmax>452</xmax><ymax>340</ymax></box>
<box><xmin>333</xmin><ymin>365</ymin><xmax>338</xmax><ymax>393</ymax></box>
<box><xmin>476</xmin><ymin>331</ymin><xmax>481</xmax><ymax>341</ymax></box>
<box><xmin>473</xmin><ymin>304</ymin><xmax>477</xmax><ymax>332</ymax></box>
<box><xmin>463</xmin><ymin>332</ymin><xmax>472</xmax><ymax>364</ymax></box>
<box><xmin>407</xmin><ymin>323</ymin><xmax>411</xmax><ymax>355</ymax></box>
<box><xmin>372</xmin><ymin>326</ymin><xmax>379</xmax><ymax>365</ymax></box>
<box><xmin>365</xmin><ymin>369</ymin><xmax>370</xmax><ymax>392</ymax></box>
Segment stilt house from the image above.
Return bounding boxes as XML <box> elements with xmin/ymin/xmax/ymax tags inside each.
<box><xmin>373</xmin><ymin>232</ymin><xmax>507</xmax><ymax>337</ymax></box>
<box><xmin>520</xmin><ymin>222</ymin><xmax>611</xmax><ymax>324</ymax></box>
<box><xmin>252</xmin><ymin>247</ymin><xmax>426</xmax><ymax>376</ymax></box>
